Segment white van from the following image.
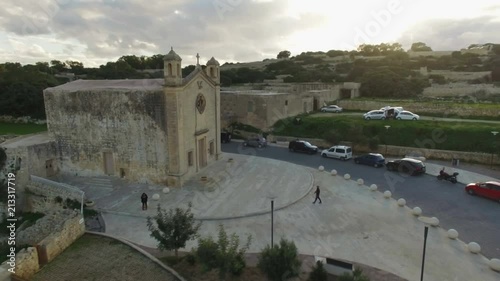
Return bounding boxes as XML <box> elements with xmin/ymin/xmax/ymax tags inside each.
<box><xmin>321</xmin><ymin>145</ymin><xmax>353</xmax><ymax>161</ymax></box>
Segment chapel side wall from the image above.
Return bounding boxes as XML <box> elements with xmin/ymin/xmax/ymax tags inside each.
<box><xmin>43</xmin><ymin>89</ymin><xmax>168</xmax><ymax>184</ymax></box>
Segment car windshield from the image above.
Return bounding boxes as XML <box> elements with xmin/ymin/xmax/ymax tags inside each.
<box><xmin>304</xmin><ymin>141</ymin><xmax>313</xmax><ymax>147</ymax></box>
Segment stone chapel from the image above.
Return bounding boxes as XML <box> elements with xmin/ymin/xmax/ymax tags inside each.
<box><xmin>40</xmin><ymin>48</ymin><xmax>222</xmax><ymax>187</ymax></box>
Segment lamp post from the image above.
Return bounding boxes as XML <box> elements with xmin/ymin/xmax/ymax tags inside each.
<box><xmin>420</xmin><ymin>226</ymin><xmax>429</xmax><ymax>281</ymax></box>
<box><xmin>491</xmin><ymin>131</ymin><xmax>498</xmax><ymax>169</ymax></box>
<box><xmin>268</xmin><ymin>194</ymin><xmax>277</xmax><ymax>248</ymax></box>
<box><xmin>384</xmin><ymin>125</ymin><xmax>391</xmax><ymax>155</ymax></box>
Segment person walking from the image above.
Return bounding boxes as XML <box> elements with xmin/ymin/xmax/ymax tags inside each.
<box><xmin>313</xmin><ymin>186</ymin><xmax>322</xmax><ymax>204</ymax></box>
<box><xmin>141</xmin><ymin>193</ymin><xmax>148</xmax><ymax>210</ymax></box>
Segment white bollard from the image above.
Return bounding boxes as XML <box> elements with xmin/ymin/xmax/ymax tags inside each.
<box><xmin>467</xmin><ymin>242</ymin><xmax>481</xmax><ymax>254</ymax></box>
<box><xmin>412</xmin><ymin>207</ymin><xmax>422</xmax><ymax>216</ymax></box>
<box><xmin>488</xmin><ymin>258</ymin><xmax>500</xmax><ymax>272</ymax></box>
<box><xmin>318</xmin><ymin>165</ymin><xmax>325</xmax><ymax>171</ymax></box>
<box><xmin>330</xmin><ymin>169</ymin><xmax>337</xmax><ymax>176</ymax></box>
<box><xmin>447</xmin><ymin>229</ymin><xmax>459</xmax><ymax>239</ymax></box>
<box><xmin>369</xmin><ymin>184</ymin><xmax>377</xmax><ymax>191</ymax></box>
<box><xmin>152</xmin><ymin>193</ymin><xmax>160</xmax><ymax>201</ymax></box>
<box><xmin>383</xmin><ymin>190</ymin><xmax>392</xmax><ymax>198</ymax></box>
<box><xmin>162</xmin><ymin>187</ymin><xmax>170</xmax><ymax>194</ymax></box>
<box><xmin>357</xmin><ymin>179</ymin><xmax>364</xmax><ymax>185</ymax></box>
<box><xmin>430</xmin><ymin>217</ymin><xmax>439</xmax><ymax>226</ymax></box>
<box><xmin>344</xmin><ymin>174</ymin><xmax>351</xmax><ymax>180</ymax></box>
<box><xmin>397</xmin><ymin>198</ymin><xmax>406</xmax><ymax>207</ymax></box>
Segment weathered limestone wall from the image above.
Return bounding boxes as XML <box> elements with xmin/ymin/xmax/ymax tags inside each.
<box><xmin>221</xmin><ymin>92</ymin><xmax>314</xmax><ymax>130</ymax></box>
<box><xmin>423</xmin><ymin>83</ymin><xmax>500</xmax><ymax>97</ymax></box>
<box><xmin>337</xmin><ymin>100</ymin><xmax>500</xmax><ymax>118</ymax></box>
<box><xmin>43</xmin><ymin>89</ymin><xmax>169</xmax><ymax>184</ymax></box>
<box><xmin>25</xmin><ymin>181</ymin><xmax>83</xmax><ymax>213</ymax></box>
<box><xmin>37</xmin><ymin>211</ymin><xmax>85</xmax><ymax>264</ymax></box>
<box><xmin>10</xmin><ymin>247</ymin><xmax>39</xmax><ymax>280</ymax></box>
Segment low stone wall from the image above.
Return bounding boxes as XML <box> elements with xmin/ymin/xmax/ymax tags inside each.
<box><xmin>25</xmin><ymin>180</ymin><xmax>83</xmax><ymax>213</ymax></box>
<box><xmin>37</xmin><ymin>211</ymin><xmax>85</xmax><ymax>265</ymax></box>
<box><xmin>11</xmin><ymin>247</ymin><xmax>39</xmax><ymax>280</ymax></box>
<box><xmin>2</xmin><ymin>210</ymin><xmax>85</xmax><ymax>280</ymax></box>
<box><xmin>337</xmin><ymin>100</ymin><xmax>500</xmax><ymax>118</ymax></box>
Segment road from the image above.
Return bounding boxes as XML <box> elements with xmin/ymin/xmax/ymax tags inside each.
<box><xmin>222</xmin><ymin>142</ymin><xmax>500</xmax><ymax>259</ymax></box>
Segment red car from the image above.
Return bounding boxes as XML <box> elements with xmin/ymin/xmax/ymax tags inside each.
<box><xmin>465</xmin><ymin>181</ymin><xmax>500</xmax><ymax>203</ymax></box>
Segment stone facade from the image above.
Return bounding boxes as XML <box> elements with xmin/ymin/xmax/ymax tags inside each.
<box><xmin>22</xmin><ymin>48</ymin><xmax>223</xmax><ymax>187</ymax></box>
<box><xmin>221</xmin><ymin>82</ymin><xmax>360</xmax><ymax>130</ymax></box>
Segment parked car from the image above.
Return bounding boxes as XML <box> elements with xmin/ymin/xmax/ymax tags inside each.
<box><xmin>380</xmin><ymin>107</ymin><xmax>403</xmax><ymax>119</ymax></box>
<box><xmin>386</xmin><ymin>158</ymin><xmax>426</xmax><ymax>175</ymax></box>
<box><xmin>289</xmin><ymin>140</ymin><xmax>318</xmax><ymax>154</ymax></box>
<box><xmin>321</xmin><ymin>145</ymin><xmax>352</xmax><ymax>160</ymax></box>
<box><xmin>320</xmin><ymin>105</ymin><xmax>343</xmax><ymax>113</ymax></box>
<box><xmin>363</xmin><ymin>110</ymin><xmax>386</xmax><ymax>120</ymax></box>
<box><xmin>243</xmin><ymin>136</ymin><xmax>267</xmax><ymax>148</ymax></box>
<box><xmin>465</xmin><ymin>181</ymin><xmax>500</xmax><ymax>203</ymax></box>
<box><xmin>396</xmin><ymin>111</ymin><xmax>420</xmax><ymax>121</ymax></box>
<box><xmin>354</xmin><ymin>153</ymin><xmax>385</xmax><ymax>167</ymax></box>
<box><xmin>221</xmin><ymin>132</ymin><xmax>232</xmax><ymax>143</ymax></box>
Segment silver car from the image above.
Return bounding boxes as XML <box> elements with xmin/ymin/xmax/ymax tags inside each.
<box><xmin>363</xmin><ymin>110</ymin><xmax>386</xmax><ymax>120</ymax></box>
<box><xmin>243</xmin><ymin>136</ymin><xmax>267</xmax><ymax>148</ymax></box>
<box><xmin>320</xmin><ymin>105</ymin><xmax>343</xmax><ymax>113</ymax></box>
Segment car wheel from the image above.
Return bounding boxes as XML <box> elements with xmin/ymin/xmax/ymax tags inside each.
<box><xmin>258</xmin><ymin>144</ymin><xmax>262</xmax><ymax>148</ymax></box>
<box><xmin>397</xmin><ymin>117</ymin><xmax>401</xmax><ymax>120</ymax></box>
<box><xmin>412</xmin><ymin>117</ymin><xmax>417</xmax><ymax>120</ymax></box>
<box><xmin>381</xmin><ymin>117</ymin><xmax>386</xmax><ymax>120</ymax></box>
<box><xmin>243</xmin><ymin>142</ymin><xmax>247</xmax><ymax>147</ymax></box>
<box><xmin>321</xmin><ymin>153</ymin><xmax>327</xmax><ymax>158</ymax></box>
<box><xmin>467</xmin><ymin>189</ymin><xmax>475</xmax><ymax>195</ymax></box>
<box><xmin>341</xmin><ymin>157</ymin><xmax>346</xmax><ymax>161</ymax></box>
<box><xmin>365</xmin><ymin>117</ymin><xmax>371</xmax><ymax>120</ymax></box>
<box><xmin>374</xmin><ymin>163</ymin><xmax>378</xmax><ymax>168</ymax></box>
<box><xmin>354</xmin><ymin>159</ymin><xmax>359</xmax><ymax>164</ymax></box>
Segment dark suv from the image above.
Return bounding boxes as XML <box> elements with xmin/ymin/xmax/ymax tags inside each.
<box><xmin>243</xmin><ymin>136</ymin><xmax>267</xmax><ymax>148</ymax></box>
<box><xmin>289</xmin><ymin>140</ymin><xmax>318</xmax><ymax>154</ymax></box>
<box><xmin>221</xmin><ymin>132</ymin><xmax>232</xmax><ymax>143</ymax></box>
<box><xmin>354</xmin><ymin>153</ymin><xmax>385</xmax><ymax>167</ymax></box>
<box><xmin>386</xmin><ymin>158</ymin><xmax>426</xmax><ymax>175</ymax></box>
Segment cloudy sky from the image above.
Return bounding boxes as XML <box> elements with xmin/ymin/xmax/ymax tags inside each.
<box><xmin>0</xmin><ymin>0</ymin><xmax>499</xmax><ymax>67</ymax></box>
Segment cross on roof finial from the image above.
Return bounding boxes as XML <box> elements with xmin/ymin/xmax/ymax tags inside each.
<box><xmin>196</xmin><ymin>53</ymin><xmax>200</xmax><ymax>66</ymax></box>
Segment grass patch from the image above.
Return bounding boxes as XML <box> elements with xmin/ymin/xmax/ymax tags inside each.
<box><xmin>273</xmin><ymin>116</ymin><xmax>500</xmax><ymax>153</ymax></box>
<box><xmin>0</xmin><ymin>122</ymin><xmax>47</xmax><ymax>135</ymax></box>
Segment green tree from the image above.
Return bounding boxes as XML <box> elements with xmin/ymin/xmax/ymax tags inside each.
<box><xmin>277</xmin><ymin>50</ymin><xmax>291</xmax><ymax>59</ymax></box>
<box><xmin>50</xmin><ymin>60</ymin><xmax>67</xmax><ymax>73</ymax></box>
<box><xmin>338</xmin><ymin>268</ymin><xmax>370</xmax><ymax>281</ymax></box>
<box><xmin>258</xmin><ymin>238</ymin><xmax>302</xmax><ymax>281</ymax></box>
<box><xmin>308</xmin><ymin>260</ymin><xmax>328</xmax><ymax>281</ymax></box>
<box><xmin>196</xmin><ymin>224</ymin><xmax>252</xmax><ymax>279</ymax></box>
<box><xmin>410</xmin><ymin>42</ymin><xmax>432</xmax><ymax>52</ymax></box>
<box><xmin>66</xmin><ymin>60</ymin><xmax>85</xmax><ymax>74</ymax></box>
<box><xmin>147</xmin><ymin>203</ymin><xmax>201</xmax><ymax>257</ymax></box>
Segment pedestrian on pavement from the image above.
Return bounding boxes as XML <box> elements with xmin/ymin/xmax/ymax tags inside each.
<box><xmin>313</xmin><ymin>186</ymin><xmax>322</xmax><ymax>204</ymax></box>
<box><xmin>141</xmin><ymin>193</ymin><xmax>148</xmax><ymax>210</ymax></box>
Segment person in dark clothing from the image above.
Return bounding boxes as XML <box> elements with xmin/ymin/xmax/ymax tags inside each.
<box><xmin>313</xmin><ymin>186</ymin><xmax>322</xmax><ymax>204</ymax></box>
<box><xmin>141</xmin><ymin>193</ymin><xmax>148</xmax><ymax>210</ymax></box>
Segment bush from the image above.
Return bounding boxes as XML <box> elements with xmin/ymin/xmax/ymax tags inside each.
<box><xmin>196</xmin><ymin>224</ymin><xmax>252</xmax><ymax>278</ymax></box>
<box><xmin>258</xmin><ymin>238</ymin><xmax>302</xmax><ymax>281</ymax></box>
<box><xmin>309</xmin><ymin>260</ymin><xmax>328</xmax><ymax>281</ymax></box>
<box><xmin>186</xmin><ymin>252</ymin><xmax>196</xmax><ymax>265</ymax></box>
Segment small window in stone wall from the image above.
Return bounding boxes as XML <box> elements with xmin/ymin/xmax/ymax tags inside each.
<box><xmin>209</xmin><ymin>140</ymin><xmax>214</xmax><ymax>155</ymax></box>
<box><xmin>247</xmin><ymin>101</ymin><xmax>254</xmax><ymax>112</ymax></box>
<box><xmin>285</xmin><ymin>100</ymin><xmax>288</xmax><ymax>106</ymax></box>
<box><xmin>188</xmin><ymin>151</ymin><xmax>194</xmax><ymax>166</ymax></box>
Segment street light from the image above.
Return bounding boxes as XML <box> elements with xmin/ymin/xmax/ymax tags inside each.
<box><xmin>420</xmin><ymin>226</ymin><xmax>429</xmax><ymax>281</ymax></box>
<box><xmin>491</xmin><ymin>131</ymin><xmax>498</xmax><ymax>169</ymax></box>
<box><xmin>384</xmin><ymin>125</ymin><xmax>391</xmax><ymax>155</ymax></box>
<box><xmin>268</xmin><ymin>194</ymin><xmax>277</xmax><ymax>248</ymax></box>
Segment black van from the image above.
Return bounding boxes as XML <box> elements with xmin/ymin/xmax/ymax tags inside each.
<box><xmin>288</xmin><ymin>140</ymin><xmax>318</xmax><ymax>154</ymax></box>
<box><xmin>221</xmin><ymin>132</ymin><xmax>232</xmax><ymax>143</ymax></box>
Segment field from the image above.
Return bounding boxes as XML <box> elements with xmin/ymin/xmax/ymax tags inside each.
<box><xmin>273</xmin><ymin>115</ymin><xmax>500</xmax><ymax>153</ymax></box>
<box><xmin>0</xmin><ymin>122</ymin><xmax>48</xmax><ymax>135</ymax></box>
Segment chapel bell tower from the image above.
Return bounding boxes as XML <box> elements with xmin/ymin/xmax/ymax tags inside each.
<box><xmin>164</xmin><ymin>47</ymin><xmax>182</xmax><ymax>86</ymax></box>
